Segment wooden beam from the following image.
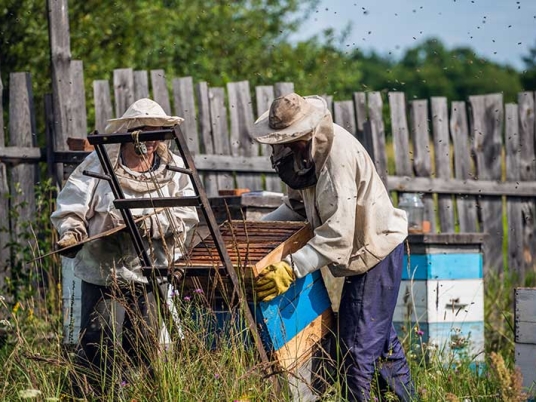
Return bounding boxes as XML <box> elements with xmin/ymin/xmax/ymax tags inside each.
<box><xmin>387</xmin><ymin>175</ymin><xmax>536</xmax><ymax>197</ymax></box>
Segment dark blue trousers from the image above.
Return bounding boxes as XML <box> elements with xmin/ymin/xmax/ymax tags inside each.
<box><xmin>338</xmin><ymin>243</ymin><xmax>415</xmax><ymax>401</ymax></box>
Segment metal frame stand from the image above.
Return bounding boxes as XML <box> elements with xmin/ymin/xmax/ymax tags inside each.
<box><xmin>84</xmin><ymin>126</ymin><xmax>271</xmax><ymax>368</ymax></box>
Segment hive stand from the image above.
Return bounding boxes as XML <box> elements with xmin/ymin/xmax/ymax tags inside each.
<box><xmin>83</xmin><ymin>126</ymin><xmax>271</xmax><ymax>366</ymax></box>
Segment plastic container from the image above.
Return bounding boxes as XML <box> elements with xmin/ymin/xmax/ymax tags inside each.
<box><xmin>398</xmin><ymin>193</ymin><xmax>425</xmax><ymax>233</ymax></box>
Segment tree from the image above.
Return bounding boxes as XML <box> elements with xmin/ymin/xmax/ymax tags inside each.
<box><xmin>520</xmin><ymin>40</ymin><xmax>536</xmax><ymax>91</ymax></box>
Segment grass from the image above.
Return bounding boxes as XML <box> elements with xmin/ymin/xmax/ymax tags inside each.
<box><xmin>0</xmin><ymin>267</ymin><xmax>533</xmax><ymax>402</ymax></box>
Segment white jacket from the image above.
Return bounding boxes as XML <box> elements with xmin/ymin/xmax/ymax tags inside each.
<box><xmin>264</xmin><ymin>123</ymin><xmax>408</xmax><ymax>279</ymax></box>
<box><xmin>51</xmin><ymin>143</ymin><xmax>199</xmax><ymax>286</ymax></box>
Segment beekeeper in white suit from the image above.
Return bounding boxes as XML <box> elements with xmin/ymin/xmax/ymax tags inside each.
<box><xmin>251</xmin><ymin>93</ymin><xmax>415</xmax><ymax>402</ymax></box>
<box><xmin>51</xmin><ymin>98</ymin><xmax>198</xmax><ymax>390</ymax></box>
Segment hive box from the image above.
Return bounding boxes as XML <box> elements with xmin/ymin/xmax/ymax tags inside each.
<box><xmin>394</xmin><ymin>233</ymin><xmax>485</xmax><ymax>363</ymax></box>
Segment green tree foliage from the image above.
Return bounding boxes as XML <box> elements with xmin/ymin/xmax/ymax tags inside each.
<box><xmin>350</xmin><ymin>38</ymin><xmax>522</xmax><ymax>103</ymax></box>
<box><xmin>0</xmin><ymin>0</ymin><xmax>528</xmax><ymax>122</ymax></box>
<box><xmin>520</xmin><ymin>40</ymin><xmax>536</xmax><ymax>91</ymax></box>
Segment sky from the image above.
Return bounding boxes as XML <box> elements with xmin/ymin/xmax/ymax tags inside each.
<box><xmin>294</xmin><ymin>0</ymin><xmax>536</xmax><ymax>71</ymax></box>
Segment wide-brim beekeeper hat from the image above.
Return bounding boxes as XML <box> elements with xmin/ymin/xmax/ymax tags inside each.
<box><xmin>105</xmin><ymin>98</ymin><xmax>184</xmax><ymax>134</ymax></box>
<box><xmin>251</xmin><ymin>93</ymin><xmax>328</xmax><ymax>144</ymax></box>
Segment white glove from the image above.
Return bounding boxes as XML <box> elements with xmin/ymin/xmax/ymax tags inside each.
<box><xmin>56</xmin><ymin>231</ymin><xmax>85</xmax><ymax>258</ymax></box>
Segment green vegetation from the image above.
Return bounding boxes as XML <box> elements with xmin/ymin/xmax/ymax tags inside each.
<box><xmin>0</xmin><ymin>266</ymin><xmax>533</xmax><ymax>401</ymax></box>
<box><xmin>1</xmin><ymin>0</ymin><xmax>535</xmax><ymax>110</ymax></box>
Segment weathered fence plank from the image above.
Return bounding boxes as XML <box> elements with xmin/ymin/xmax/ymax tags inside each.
<box><xmin>431</xmin><ymin>97</ymin><xmax>454</xmax><ymax>232</ymax></box>
<box><xmin>367</xmin><ymin>92</ymin><xmax>388</xmax><ymax>184</ymax></box>
<box><xmin>133</xmin><ymin>70</ymin><xmax>149</xmax><ymax>101</ymax></box>
<box><xmin>172</xmin><ymin>76</ymin><xmax>199</xmax><ymax>154</ymax></box>
<box><xmin>518</xmin><ymin>92</ymin><xmax>536</xmax><ymax>273</ymax></box>
<box><xmin>113</xmin><ymin>68</ymin><xmax>134</xmax><ymax>117</ymax></box>
<box><xmin>150</xmin><ymin>69</ymin><xmax>171</xmax><ymax>115</ymax></box>
<box><xmin>196</xmin><ymin>82</ymin><xmax>217</xmax><ymax>197</ymax></box>
<box><xmin>353</xmin><ymin>92</ymin><xmax>368</xmax><ymax>151</ymax></box>
<box><xmin>227</xmin><ymin>81</ymin><xmax>262</xmax><ymax>191</ymax></box>
<box><xmin>450</xmin><ymin>101</ymin><xmax>478</xmax><ymax>232</ymax></box>
<box><xmin>390</xmin><ymin>93</ymin><xmax>413</xmax><ymax>177</ymax></box>
<box><xmin>8</xmin><ymin>73</ymin><xmax>37</xmax><ymax>245</ymax></box>
<box><xmin>0</xmin><ymin>72</ymin><xmax>9</xmax><ymax>289</ymax></box>
<box><xmin>209</xmin><ymin>87</ymin><xmax>234</xmax><ymax>191</ymax></box>
<box><xmin>47</xmin><ymin>0</ymin><xmax>72</xmax><ymax>153</ymax></box>
<box><xmin>409</xmin><ymin>99</ymin><xmax>436</xmax><ymax>233</ymax></box>
<box><xmin>274</xmin><ymin>82</ymin><xmax>294</xmax><ymax>98</ymax></box>
<box><xmin>334</xmin><ymin>101</ymin><xmax>356</xmax><ymax>136</ymax></box>
<box><xmin>505</xmin><ymin>103</ymin><xmax>524</xmax><ymax>276</ymax></box>
<box><xmin>255</xmin><ymin>85</ymin><xmax>281</xmax><ymax>193</ymax></box>
<box><xmin>70</xmin><ymin>61</ymin><xmax>88</xmax><ymax>138</ymax></box>
<box><xmin>387</xmin><ymin>176</ymin><xmax>536</xmax><ymax>197</ymax></box>
<box><xmin>470</xmin><ymin>94</ymin><xmax>504</xmax><ymax>274</ymax></box>
<box><xmin>93</xmin><ymin>80</ymin><xmax>113</xmax><ymax>133</ymax></box>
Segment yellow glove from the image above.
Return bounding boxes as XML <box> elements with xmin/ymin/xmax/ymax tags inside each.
<box><xmin>255</xmin><ymin>261</ymin><xmax>295</xmax><ymax>302</ymax></box>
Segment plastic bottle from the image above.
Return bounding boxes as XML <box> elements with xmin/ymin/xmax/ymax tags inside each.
<box><xmin>398</xmin><ymin>193</ymin><xmax>425</xmax><ymax>233</ymax></box>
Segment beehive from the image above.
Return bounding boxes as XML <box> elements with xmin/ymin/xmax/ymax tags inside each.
<box><xmin>176</xmin><ymin>220</ymin><xmax>334</xmax><ymax>400</ymax></box>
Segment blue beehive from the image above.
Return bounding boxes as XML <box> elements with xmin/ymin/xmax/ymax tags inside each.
<box><xmin>393</xmin><ymin>233</ymin><xmax>485</xmax><ymax>364</ymax></box>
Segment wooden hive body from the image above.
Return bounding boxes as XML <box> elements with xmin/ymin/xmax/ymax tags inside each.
<box><xmin>176</xmin><ymin>220</ymin><xmax>334</xmax><ymax>400</ymax></box>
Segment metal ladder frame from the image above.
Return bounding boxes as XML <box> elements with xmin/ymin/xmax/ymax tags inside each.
<box><xmin>84</xmin><ymin>126</ymin><xmax>271</xmax><ymax>366</ymax></box>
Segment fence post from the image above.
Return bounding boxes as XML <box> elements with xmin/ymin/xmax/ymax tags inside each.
<box><xmin>505</xmin><ymin>103</ymin><xmax>524</xmax><ymax>277</ymax></box>
<box><xmin>333</xmin><ymin>100</ymin><xmax>357</xmax><ymax>136</ymax></box>
<box><xmin>209</xmin><ymin>87</ymin><xmax>234</xmax><ymax>191</ymax></box>
<box><xmin>227</xmin><ymin>81</ymin><xmax>262</xmax><ymax>191</ymax></box>
<box><xmin>353</xmin><ymin>92</ymin><xmax>368</xmax><ymax>151</ymax></box>
<box><xmin>518</xmin><ymin>92</ymin><xmax>536</xmax><ymax>274</ymax></box>
<box><xmin>47</xmin><ymin>0</ymin><xmax>73</xmax><ymax>179</ymax></box>
<box><xmin>93</xmin><ymin>80</ymin><xmax>113</xmax><ymax>133</ymax></box>
<box><xmin>255</xmin><ymin>85</ymin><xmax>281</xmax><ymax>193</ymax></box>
<box><xmin>8</xmin><ymin>72</ymin><xmax>37</xmax><ymax>266</ymax></box>
<box><xmin>450</xmin><ymin>101</ymin><xmax>478</xmax><ymax>233</ymax></box>
<box><xmin>469</xmin><ymin>94</ymin><xmax>504</xmax><ymax>275</ymax></box>
<box><xmin>367</xmin><ymin>92</ymin><xmax>387</xmax><ymax>185</ymax></box>
<box><xmin>408</xmin><ymin>98</ymin><xmax>435</xmax><ymax>233</ymax></box>
<box><xmin>133</xmin><ymin>70</ymin><xmax>149</xmax><ymax>101</ymax></box>
<box><xmin>151</xmin><ymin>69</ymin><xmax>171</xmax><ymax>115</ymax></box>
<box><xmin>172</xmin><ymin>76</ymin><xmax>199</xmax><ymax>154</ymax></box>
<box><xmin>431</xmin><ymin>97</ymin><xmax>455</xmax><ymax>232</ymax></box>
<box><xmin>113</xmin><ymin>68</ymin><xmax>134</xmax><ymax>117</ymax></box>
<box><xmin>0</xmin><ymin>72</ymin><xmax>9</xmax><ymax>290</ymax></box>
<box><xmin>196</xmin><ymin>81</ymin><xmax>218</xmax><ymax>197</ymax></box>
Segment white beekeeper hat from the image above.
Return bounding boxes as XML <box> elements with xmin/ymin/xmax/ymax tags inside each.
<box><xmin>104</xmin><ymin>98</ymin><xmax>184</xmax><ymax>134</ymax></box>
<box><xmin>251</xmin><ymin>93</ymin><xmax>328</xmax><ymax>145</ymax></box>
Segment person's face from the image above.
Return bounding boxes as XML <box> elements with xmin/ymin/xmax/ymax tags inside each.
<box><xmin>285</xmin><ymin>139</ymin><xmax>313</xmax><ymax>168</ymax></box>
<box><xmin>126</xmin><ymin>126</ymin><xmax>163</xmax><ymax>157</ymax></box>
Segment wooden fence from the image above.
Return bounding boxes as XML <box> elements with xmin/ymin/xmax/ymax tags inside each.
<box><xmin>0</xmin><ymin>66</ymin><xmax>535</xmax><ymax>289</ymax></box>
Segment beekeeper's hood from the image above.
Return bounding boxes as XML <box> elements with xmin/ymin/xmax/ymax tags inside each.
<box><xmin>101</xmin><ymin>98</ymin><xmax>184</xmax><ymax>191</ymax></box>
<box><xmin>104</xmin><ymin>98</ymin><xmax>184</xmax><ymax>134</ymax></box>
<box><xmin>251</xmin><ymin>93</ymin><xmax>334</xmax><ymax>175</ymax></box>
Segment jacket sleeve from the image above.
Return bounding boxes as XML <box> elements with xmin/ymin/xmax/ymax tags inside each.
<box><xmin>50</xmin><ymin>153</ymin><xmax>100</xmax><ymax>239</ymax></box>
<box><xmin>162</xmin><ymin>155</ymin><xmax>199</xmax><ymax>239</ymax></box>
<box><xmin>290</xmin><ymin>160</ymin><xmax>358</xmax><ymax>278</ymax></box>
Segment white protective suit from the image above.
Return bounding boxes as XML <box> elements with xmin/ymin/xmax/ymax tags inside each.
<box><xmin>264</xmin><ymin>119</ymin><xmax>408</xmax><ymax>280</ymax></box>
<box><xmin>51</xmin><ymin>142</ymin><xmax>199</xmax><ymax>286</ymax></box>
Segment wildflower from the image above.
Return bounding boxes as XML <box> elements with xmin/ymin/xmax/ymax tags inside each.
<box><xmin>12</xmin><ymin>301</ymin><xmax>21</xmax><ymax>314</ymax></box>
<box><xmin>120</xmin><ymin>380</ymin><xmax>128</xmax><ymax>387</ymax></box>
<box><xmin>184</xmin><ymin>296</ymin><xmax>191</xmax><ymax>301</ymax></box>
<box><xmin>172</xmin><ymin>289</ymin><xmax>180</xmax><ymax>297</ymax></box>
<box><xmin>194</xmin><ymin>288</ymin><xmax>204</xmax><ymax>294</ymax></box>
<box><xmin>416</xmin><ymin>329</ymin><xmax>424</xmax><ymax>336</ymax></box>
<box><xmin>214</xmin><ymin>373</ymin><xmax>220</xmax><ymax>379</ymax></box>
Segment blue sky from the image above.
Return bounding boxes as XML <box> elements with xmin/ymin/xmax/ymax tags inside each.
<box><xmin>294</xmin><ymin>0</ymin><xmax>536</xmax><ymax>70</ymax></box>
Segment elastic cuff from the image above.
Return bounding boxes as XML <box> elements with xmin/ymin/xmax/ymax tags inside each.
<box><xmin>285</xmin><ymin>244</ymin><xmax>331</xmax><ymax>279</ymax></box>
